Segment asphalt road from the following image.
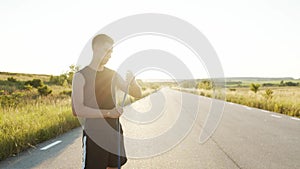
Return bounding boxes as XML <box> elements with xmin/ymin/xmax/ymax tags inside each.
<box><xmin>0</xmin><ymin>88</ymin><xmax>299</xmax><ymax>169</ymax></box>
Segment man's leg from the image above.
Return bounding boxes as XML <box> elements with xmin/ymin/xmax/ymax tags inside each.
<box><xmin>83</xmin><ymin>130</ymin><xmax>110</xmax><ymax>169</ymax></box>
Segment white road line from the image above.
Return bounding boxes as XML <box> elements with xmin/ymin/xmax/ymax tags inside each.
<box><xmin>228</xmin><ymin>102</ymin><xmax>234</xmax><ymax>105</ymax></box>
<box><xmin>270</xmin><ymin>114</ymin><xmax>282</xmax><ymax>119</ymax></box>
<box><xmin>244</xmin><ymin>106</ymin><xmax>252</xmax><ymax>110</ymax></box>
<box><xmin>261</xmin><ymin>110</ymin><xmax>269</xmax><ymax>113</ymax></box>
<box><xmin>290</xmin><ymin>117</ymin><xmax>300</xmax><ymax>121</ymax></box>
<box><xmin>40</xmin><ymin>140</ymin><xmax>62</xmax><ymax>151</ymax></box>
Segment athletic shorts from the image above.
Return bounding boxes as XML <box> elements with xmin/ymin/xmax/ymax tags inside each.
<box><xmin>81</xmin><ymin>129</ymin><xmax>127</xmax><ymax>169</ymax></box>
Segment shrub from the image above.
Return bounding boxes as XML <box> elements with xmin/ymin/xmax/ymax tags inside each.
<box><xmin>49</xmin><ymin>75</ymin><xmax>68</xmax><ymax>86</ymax></box>
<box><xmin>49</xmin><ymin>65</ymin><xmax>79</xmax><ymax>86</ymax></box>
<box><xmin>250</xmin><ymin>83</ymin><xmax>260</xmax><ymax>93</ymax></box>
<box><xmin>0</xmin><ymin>92</ymin><xmax>24</xmax><ymax>108</ymax></box>
<box><xmin>197</xmin><ymin>80</ymin><xmax>214</xmax><ymax>90</ymax></box>
<box><xmin>7</xmin><ymin>77</ymin><xmax>17</xmax><ymax>82</ymax></box>
<box><xmin>25</xmin><ymin>79</ymin><xmax>44</xmax><ymax>88</ymax></box>
<box><xmin>23</xmin><ymin>84</ymin><xmax>33</xmax><ymax>91</ymax></box>
<box><xmin>263</xmin><ymin>89</ymin><xmax>273</xmax><ymax>100</ymax></box>
<box><xmin>37</xmin><ymin>85</ymin><xmax>52</xmax><ymax>96</ymax></box>
<box><xmin>60</xmin><ymin>90</ymin><xmax>72</xmax><ymax>96</ymax></box>
<box><xmin>285</xmin><ymin>81</ymin><xmax>299</xmax><ymax>86</ymax></box>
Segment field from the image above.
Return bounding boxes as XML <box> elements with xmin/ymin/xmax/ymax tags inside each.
<box><xmin>0</xmin><ymin>71</ymin><xmax>79</xmax><ymax>160</ymax></box>
<box><xmin>0</xmin><ymin>71</ymin><xmax>299</xmax><ymax>161</ymax></box>
<box><xmin>176</xmin><ymin>78</ymin><xmax>300</xmax><ymax>117</ymax></box>
<box><xmin>0</xmin><ymin>71</ymin><xmax>163</xmax><ymax>161</ymax></box>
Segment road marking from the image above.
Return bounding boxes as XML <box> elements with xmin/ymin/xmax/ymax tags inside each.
<box><xmin>228</xmin><ymin>102</ymin><xmax>234</xmax><ymax>105</ymax></box>
<box><xmin>261</xmin><ymin>110</ymin><xmax>269</xmax><ymax>113</ymax></box>
<box><xmin>243</xmin><ymin>106</ymin><xmax>252</xmax><ymax>110</ymax></box>
<box><xmin>270</xmin><ymin>114</ymin><xmax>282</xmax><ymax>119</ymax></box>
<box><xmin>290</xmin><ymin>117</ymin><xmax>300</xmax><ymax>121</ymax></box>
<box><xmin>40</xmin><ymin>140</ymin><xmax>62</xmax><ymax>151</ymax></box>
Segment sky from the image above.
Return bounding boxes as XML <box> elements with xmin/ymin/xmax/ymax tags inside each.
<box><xmin>0</xmin><ymin>0</ymin><xmax>299</xmax><ymax>79</ymax></box>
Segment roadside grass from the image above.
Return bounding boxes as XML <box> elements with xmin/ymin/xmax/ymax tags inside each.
<box><xmin>226</xmin><ymin>87</ymin><xmax>300</xmax><ymax>117</ymax></box>
<box><xmin>177</xmin><ymin>86</ymin><xmax>300</xmax><ymax>117</ymax></box>
<box><xmin>0</xmin><ymin>97</ymin><xmax>79</xmax><ymax>160</ymax></box>
<box><xmin>1</xmin><ymin>72</ymin><xmax>299</xmax><ymax>161</ymax></box>
<box><xmin>0</xmin><ymin>72</ymin><xmax>79</xmax><ymax>160</ymax></box>
<box><xmin>0</xmin><ymin>74</ymin><xmax>161</xmax><ymax>161</ymax></box>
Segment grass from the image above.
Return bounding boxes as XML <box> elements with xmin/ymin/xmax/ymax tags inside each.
<box><xmin>0</xmin><ymin>73</ymin><xmax>162</xmax><ymax>161</ymax></box>
<box><xmin>0</xmin><ymin>72</ymin><xmax>80</xmax><ymax>160</ymax></box>
<box><xmin>176</xmin><ymin>85</ymin><xmax>300</xmax><ymax>118</ymax></box>
<box><xmin>226</xmin><ymin>87</ymin><xmax>300</xmax><ymax>117</ymax></box>
<box><xmin>1</xmin><ymin>71</ymin><xmax>299</xmax><ymax>161</ymax></box>
<box><xmin>0</xmin><ymin>96</ymin><xmax>79</xmax><ymax>160</ymax></box>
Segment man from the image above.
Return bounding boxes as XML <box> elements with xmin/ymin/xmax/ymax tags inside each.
<box><xmin>72</xmin><ymin>34</ymin><xmax>142</xmax><ymax>169</ymax></box>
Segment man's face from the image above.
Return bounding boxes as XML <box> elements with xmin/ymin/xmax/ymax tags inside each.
<box><xmin>101</xmin><ymin>47</ymin><xmax>113</xmax><ymax>65</ymax></box>
<box><xmin>94</xmin><ymin>42</ymin><xmax>113</xmax><ymax>66</ymax></box>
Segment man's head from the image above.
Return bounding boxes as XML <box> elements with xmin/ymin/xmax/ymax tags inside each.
<box><xmin>91</xmin><ymin>34</ymin><xmax>114</xmax><ymax>66</ymax></box>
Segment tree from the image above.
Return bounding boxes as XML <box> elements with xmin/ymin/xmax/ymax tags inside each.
<box><xmin>250</xmin><ymin>83</ymin><xmax>260</xmax><ymax>93</ymax></box>
<box><xmin>67</xmin><ymin>64</ymin><xmax>79</xmax><ymax>84</ymax></box>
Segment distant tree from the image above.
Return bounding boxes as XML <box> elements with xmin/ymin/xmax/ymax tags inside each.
<box><xmin>285</xmin><ymin>81</ymin><xmax>299</xmax><ymax>86</ymax></box>
<box><xmin>280</xmin><ymin>80</ymin><xmax>284</xmax><ymax>86</ymax></box>
<box><xmin>67</xmin><ymin>65</ymin><xmax>79</xmax><ymax>84</ymax></box>
<box><xmin>250</xmin><ymin>83</ymin><xmax>260</xmax><ymax>93</ymax></box>
<box><xmin>262</xmin><ymin>83</ymin><xmax>276</xmax><ymax>87</ymax></box>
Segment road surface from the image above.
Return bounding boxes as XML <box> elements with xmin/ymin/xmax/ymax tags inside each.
<box><xmin>0</xmin><ymin>88</ymin><xmax>299</xmax><ymax>169</ymax></box>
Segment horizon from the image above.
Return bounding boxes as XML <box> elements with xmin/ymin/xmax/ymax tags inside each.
<box><xmin>1</xmin><ymin>71</ymin><xmax>299</xmax><ymax>81</ymax></box>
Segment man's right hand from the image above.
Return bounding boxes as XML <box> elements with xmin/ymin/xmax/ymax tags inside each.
<box><xmin>106</xmin><ymin>107</ymin><xmax>123</xmax><ymax>118</ymax></box>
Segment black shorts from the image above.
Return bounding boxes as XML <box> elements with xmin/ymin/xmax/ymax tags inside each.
<box><xmin>82</xmin><ymin>128</ymin><xmax>127</xmax><ymax>169</ymax></box>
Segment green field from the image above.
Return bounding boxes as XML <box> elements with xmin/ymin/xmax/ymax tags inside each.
<box><xmin>0</xmin><ymin>71</ymin><xmax>162</xmax><ymax>161</ymax></box>
<box><xmin>176</xmin><ymin>78</ymin><xmax>300</xmax><ymax>117</ymax></box>
<box><xmin>1</xmin><ymin>72</ymin><xmax>299</xmax><ymax>161</ymax></box>
<box><xmin>0</xmin><ymin>71</ymin><xmax>78</xmax><ymax>160</ymax></box>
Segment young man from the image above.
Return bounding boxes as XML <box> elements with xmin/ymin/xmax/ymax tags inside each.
<box><xmin>72</xmin><ymin>34</ymin><xmax>142</xmax><ymax>169</ymax></box>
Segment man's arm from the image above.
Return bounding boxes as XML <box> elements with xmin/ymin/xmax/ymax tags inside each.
<box><xmin>117</xmin><ymin>71</ymin><xmax>142</xmax><ymax>98</ymax></box>
<box><xmin>72</xmin><ymin>72</ymin><xmax>122</xmax><ymax>118</ymax></box>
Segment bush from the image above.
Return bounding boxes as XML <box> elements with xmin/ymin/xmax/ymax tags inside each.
<box><xmin>285</xmin><ymin>81</ymin><xmax>299</xmax><ymax>86</ymax></box>
<box><xmin>262</xmin><ymin>83</ymin><xmax>276</xmax><ymax>87</ymax></box>
<box><xmin>250</xmin><ymin>83</ymin><xmax>260</xmax><ymax>93</ymax></box>
<box><xmin>49</xmin><ymin>75</ymin><xmax>68</xmax><ymax>86</ymax></box>
<box><xmin>25</xmin><ymin>79</ymin><xmax>44</xmax><ymax>88</ymax></box>
<box><xmin>197</xmin><ymin>80</ymin><xmax>214</xmax><ymax>90</ymax></box>
<box><xmin>60</xmin><ymin>90</ymin><xmax>72</xmax><ymax>96</ymax></box>
<box><xmin>48</xmin><ymin>65</ymin><xmax>79</xmax><ymax>86</ymax></box>
<box><xmin>0</xmin><ymin>92</ymin><xmax>24</xmax><ymax>108</ymax></box>
<box><xmin>23</xmin><ymin>84</ymin><xmax>33</xmax><ymax>91</ymax></box>
<box><xmin>7</xmin><ymin>77</ymin><xmax>17</xmax><ymax>82</ymax></box>
<box><xmin>263</xmin><ymin>89</ymin><xmax>273</xmax><ymax>100</ymax></box>
<box><xmin>37</xmin><ymin>85</ymin><xmax>52</xmax><ymax>96</ymax></box>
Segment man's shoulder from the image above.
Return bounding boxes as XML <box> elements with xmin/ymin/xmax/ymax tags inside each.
<box><xmin>104</xmin><ymin>66</ymin><xmax>115</xmax><ymax>72</ymax></box>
